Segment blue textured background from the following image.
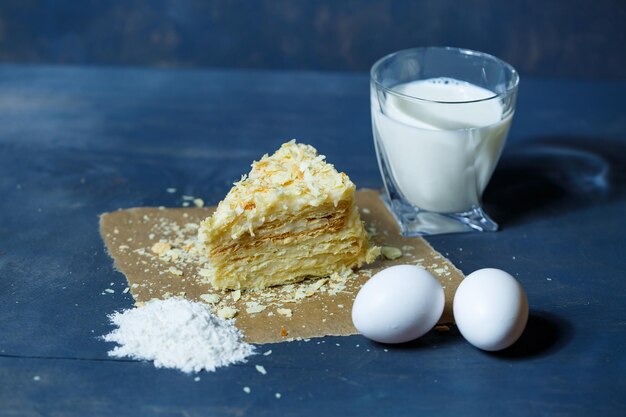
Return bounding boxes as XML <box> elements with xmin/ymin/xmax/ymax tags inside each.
<box><xmin>0</xmin><ymin>0</ymin><xmax>624</xmax><ymax>78</ymax></box>
<box><xmin>1</xmin><ymin>2</ymin><xmax>626</xmax><ymax>415</ymax></box>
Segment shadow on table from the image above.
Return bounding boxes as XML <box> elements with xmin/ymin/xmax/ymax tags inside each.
<box><xmin>379</xmin><ymin>325</ymin><xmax>463</xmax><ymax>350</ymax></box>
<box><xmin>484</xmin><ymin>135</ymin><xmax>626</xmax><ymax>227</ymax></box>
<box><xmin>376</xmin><ymin>310</ymin><xmax>572</xmax><ymax>359</ymax></box>
<box><xmin>489</xmin><ymin>311</ymin><xmax>574</xmax><ymax>360</ymax></box>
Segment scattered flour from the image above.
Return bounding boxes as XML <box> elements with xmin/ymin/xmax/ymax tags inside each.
<box><xmin>102</xmin><ymin>298</ymin><xmax>255</xmax><ymax>373</ymax></box>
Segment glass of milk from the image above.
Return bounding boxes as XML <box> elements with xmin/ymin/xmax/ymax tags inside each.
<box><xmin>371</xmin><ymin>47</ymin><xmax>519</xmax><ymax>236</ymax></box>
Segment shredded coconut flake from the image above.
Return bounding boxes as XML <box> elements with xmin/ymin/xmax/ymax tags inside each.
<box><xmin>102</xmin><ymin>298</ymin><xmax>255</xmax><ymax>373</ymax></box>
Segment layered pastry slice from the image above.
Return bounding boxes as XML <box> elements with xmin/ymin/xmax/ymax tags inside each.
<box><xmin>198</xmin><ymin>140</ymin><xmax>379</xmax><ymax>289</ymax></box>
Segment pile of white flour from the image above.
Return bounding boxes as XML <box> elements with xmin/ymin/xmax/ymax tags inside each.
<box><xmin>103</xmin><ymin>298</ymin><xmax>255</xmax><ymax>373</ymax></box>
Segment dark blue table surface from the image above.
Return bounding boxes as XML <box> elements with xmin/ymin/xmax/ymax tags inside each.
<box><xmin>0</xmin><ymin>64</ymin><xmax>625</xmax><ymax>417</ymax></box>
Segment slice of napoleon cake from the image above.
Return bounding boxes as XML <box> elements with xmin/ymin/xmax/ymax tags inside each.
<box><xmin>198</xmin><ymin>140</ymin><xmax>380</xmax><ymax>289</ymax></box>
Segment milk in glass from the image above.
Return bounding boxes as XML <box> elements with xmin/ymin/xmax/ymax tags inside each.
<box><xmin>372</xmin><ymin>77</ymin><xmax>512</xmax><ymax>214</ymax></box>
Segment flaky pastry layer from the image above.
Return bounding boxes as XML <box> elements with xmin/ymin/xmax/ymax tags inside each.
<box><xmin>207</xmin><ymin>206</ymin><xmax>378</xmax><ymax>289</ymax></box>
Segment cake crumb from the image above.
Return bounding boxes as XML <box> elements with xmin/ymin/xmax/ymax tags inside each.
<box><xmin>151</xmin><ymin>242</ymin><xmax>171</xmax><ymax>255</ymax></box>
<box><xmin>255</xmin><ymin>365</ymin><xmax>267</xmax><ymax>375</ymax></box>
<box><xmin>217</xmin><ymin>307</ymin><xmax>238</xmax><ymax>319</ymax></box>
<box><xmin>168</xmin><ymin>267</ymin><xmax>183</xmax><ymax>276</ymax></box>
<box><xmin>243</xmin><ymin>386</ymin><xmax>251</xmax><ymax>394</ymax></box>
<box><xmin>198</xmin><ymin>268</ymin><xmax>211</xmax><ymax>278</ymax></box>
<box><xmin>277</xmin><ymin>308</ymin><xmax>292</xmax><ymax>317</ymax></box>
<box><xmin>245</xmin><ymin>302</ymin><xmax>266</xmax><ymax>314</ymax></box>
<box><xmin>381</xmin><ymin>246</ymin><xmax>402</xmax><ymax>260</ymax></box>
<box><xmin>200</xmin><ymin>294</ymin><xmax>220</xmax><ymax>304</ymax></box>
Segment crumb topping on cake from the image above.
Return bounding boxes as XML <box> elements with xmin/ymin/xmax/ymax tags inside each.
<box><xmin>200</xmin><ymin>140</ymin><xmax>355</xmax><ymax>240</ymax></box>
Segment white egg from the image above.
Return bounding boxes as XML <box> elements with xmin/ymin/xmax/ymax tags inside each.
<box><xmin>453</xmin><ymin>268</ymin><xmax>529</xmax><ymax>351</ymax></box>
<box><xmin>351</xmin><ymin>265</ymin><xmax>444</xmax><ymax>344</ymax></box>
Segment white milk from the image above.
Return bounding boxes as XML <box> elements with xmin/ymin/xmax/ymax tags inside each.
<box><xmin>372</xmin><ymin>77</ymin><xmax>512</xmax><ymax>214</ymax></box>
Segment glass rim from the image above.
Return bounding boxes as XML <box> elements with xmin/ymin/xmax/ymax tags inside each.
<box><xmin>370</xmin><ymin>46</ymin><xmax>520</xmax><ymax>105</ymax></box>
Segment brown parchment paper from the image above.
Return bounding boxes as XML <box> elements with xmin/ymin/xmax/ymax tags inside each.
<box><xmin>100</xmin><ymin>189</ymin><xmax>464</xmax><ymax>344</ymax></box>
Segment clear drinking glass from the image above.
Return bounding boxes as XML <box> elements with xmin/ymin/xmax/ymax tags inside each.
<box><xmin>371</xmin><ymin>47</ymin><xmax>519</xmax><ymax>236</ymax></box>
